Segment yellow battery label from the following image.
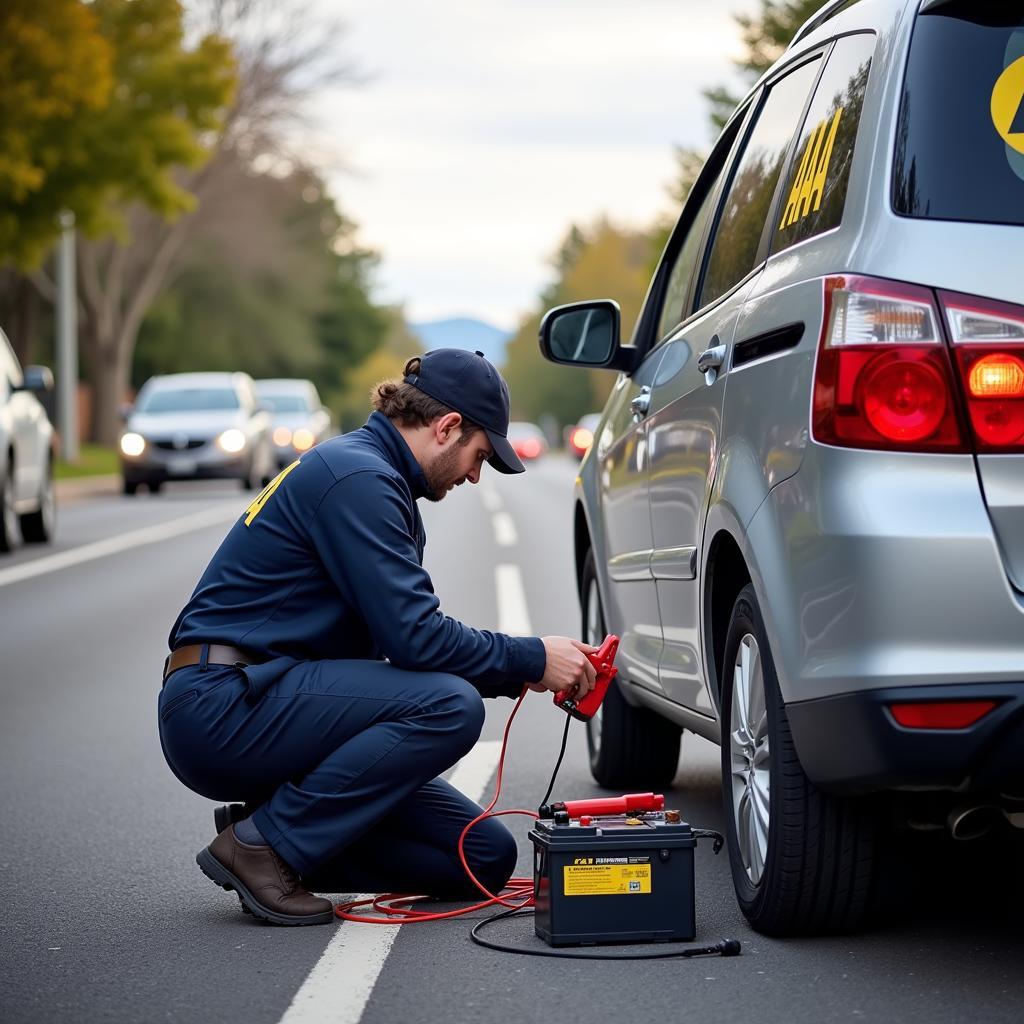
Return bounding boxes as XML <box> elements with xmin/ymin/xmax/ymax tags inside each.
<box><xmin>562</xmin><ymin>864</ymin><xmax>652</xmax><ymax>896</ymax></box>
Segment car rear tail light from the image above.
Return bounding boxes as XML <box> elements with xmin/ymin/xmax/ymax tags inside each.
<box><xmin>889</xmin><ymin>700</ymin><xmax>997</xmax><ymax>729</ymax></box>
<box><xmin>813</xmin><ymin>276</ymin><xmax>966</xmax><ymax>451</ymax></box>
<box><xmin>939</xmin><ymin>291</ymin><xmax>1024</xmax><ymax>452</ymax></box>
<box><xmin>570</xmin><ymin>427</ymin><xmax>594</xmax><ymax>452</ymax></box>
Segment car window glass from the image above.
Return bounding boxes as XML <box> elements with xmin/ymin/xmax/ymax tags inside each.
<box><xmin>138</xmin><ymin>388</ymin><xmax>240</xmax><ymax>413</ymax></box>
<box><xmin>893</xmin><ymin>3</ymin><xmax>1024</xmax><ymax>226</ymax></box>
<box><xmin>699</xmin><ymin>56</ymin><xmax>822</xmax><ymax>309</ymax></box>
<box><xmin>656</xmin><ymin>168</ymin><xmax>726</xmax><ymax>341</ymax></box>
<box><xmin>261</xmin><ymin>395</ymin><xmax>311</xmax><ymax>413</ymax></box>
<box><xmin>773</xmin><ymin>34</ymin><xmax>875</xmax><ymax>253</ymax></box>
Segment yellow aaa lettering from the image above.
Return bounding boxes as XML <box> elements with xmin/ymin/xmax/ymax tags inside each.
<box><xmin>244</xmin><ymin>459</ymin><xmax>300</xmax><ymax>526</ymax></box>
<box><xmin>779</xmin><ymin>107</ymin><xmax>844</xmax><ymax>230</ymax></box>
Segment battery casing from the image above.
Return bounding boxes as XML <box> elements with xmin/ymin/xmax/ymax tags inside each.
<box><xmin>529</xmin><ymin>815</ymin><xmax>696</xmax><ymax>946</ymax></box>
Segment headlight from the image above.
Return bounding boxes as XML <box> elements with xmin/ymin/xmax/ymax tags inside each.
<box><xmin>217</xmin><ymin>428</ymin><xmax>247</xmax><ymax>454</ymax></box>
<box><xmin>292</xmin><ymin>427</ymin><xmax>315</xmax><ymax>451</ymax></box>
<box><xmin>273</xmin><ymin>426</ymin><xmax>293</xmax><ymax>447</ymax></box>
<box><xmin>120</xmin><ymin>432</ymin><xmax>146</xmax><ymax>457</ymax></box>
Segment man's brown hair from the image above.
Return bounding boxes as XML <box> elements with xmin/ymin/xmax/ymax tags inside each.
<box><xmin>372</xmin><ymin>358</ymin><xmax>482</xmax><ymax>439</ymax></box>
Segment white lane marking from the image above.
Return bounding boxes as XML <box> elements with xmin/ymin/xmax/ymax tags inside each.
<box><xmin>277</xmin><ymin>741</ymin><xmax>502</xmax><ymax>1024</ymax></box>
<box><xmin>479</xmin><ymin>487</ymin><xmax>502</xmax><ymax>513</ymax></box>
<box><xmin>496</xmin><ymin>563</ymin><xmax>532</xmax><ymax>635</ymax></box>
<box><xmin>0</xmin><ymin>504</ymin><xmax>240</xmax><ymax>588</ymax></box>
<box><xmin>492</xmin><ymin>512</ymin><xmax>518</xmax><ymax>547</ymax></box>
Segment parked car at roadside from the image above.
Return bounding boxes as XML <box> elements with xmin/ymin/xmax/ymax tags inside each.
<box><xmin>0</xmin><ymin>327</ymin><xmax>55</xmax><ymax>551</ymax></box>
<box><xmin>255</xmin><ymin>378</ymin><xmax>334</xmax><ymax>469</ymax></box>
<box><xmin>565</xmin><ymin>413</ymin><xmax>601</xmax><ymax>460</ymax></box>
<box><xmin>507</xmin><ymin>421</ymin><xmax>548</xmax><ymax>461</ymax></box>
<box><xmin>540</xmin><ymin>0</ymin><xmax>1024</xmax><ymax>937</ymax></box>
<box><xmin>119</xmin><ymin>372</ymin><xmax>275</xmax><ymax>495</ymax></box>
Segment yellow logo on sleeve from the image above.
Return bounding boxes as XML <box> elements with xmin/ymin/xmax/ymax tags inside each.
<box><xmin>991</xmin><ymin>56</ymin><xmax>1024</xmax><ymax>155</ymax></box>
<box><xmin>243</xmin><ymin>459</ymin><xmax>300</xmax><ymax>526</ymax></box>
<box><xmin>779</xmin><ymin>107</ymin><xmax>844</xmax><ymax>230</ymax></box>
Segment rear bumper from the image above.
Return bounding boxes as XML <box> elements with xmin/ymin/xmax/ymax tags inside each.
<box><xmin>787</xmin><ymin>682</ymin><xmax>1024</xmax><ymax>795</ymax></box>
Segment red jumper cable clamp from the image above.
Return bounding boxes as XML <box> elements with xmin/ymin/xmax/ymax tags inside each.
<box><xmin>553</xmin><ymin>633</ymin><xmax>618</xmax><ymax>721</ymax></box>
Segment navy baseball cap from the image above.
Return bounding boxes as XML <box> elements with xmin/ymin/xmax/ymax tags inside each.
<box><xmin>404</xmin><ymin>348</ymin><xmax>525</xmax><ymax>474</ymax></box>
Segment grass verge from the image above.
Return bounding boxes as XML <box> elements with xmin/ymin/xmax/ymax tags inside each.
<box><xmin>55</xmin><ymin>443</ymin><xmax>119</xmax><ymax>480</ymax></box>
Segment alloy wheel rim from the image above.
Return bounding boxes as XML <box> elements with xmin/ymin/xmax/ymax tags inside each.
<box><xmin>729</xmin><ymin>632</ymin><xmax>770</xmax><ymax>885</ymax></box>
<box><xmin>585</xmin><ymin>576</ymin><xmax>603</xmax><ymax>754</ymax></box>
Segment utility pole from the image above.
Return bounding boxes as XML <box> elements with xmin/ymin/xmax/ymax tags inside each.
<box><xmin>56</xmin><ymin>209</ymin><xmax>78</xmax><ymax>462</ymax></box>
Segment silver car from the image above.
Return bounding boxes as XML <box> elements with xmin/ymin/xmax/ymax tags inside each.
<box><xmin>0</xmin><ymin>327</ymin><xmax>55</xmax><ymax>551</ymax></box>
<box><xmin>255</xmin><ymin>378</ymin><xmax>334</xmax><ymax>469</ymax></box>
<box><xmin>541</xmin><ymin>0</ymin><xmax>1024</xmax><ymax>936</ymax></box>
<box><xmin>119</xmin><ymin>372</ymin><xmax>275</xmax><ymax>495</ymax></box>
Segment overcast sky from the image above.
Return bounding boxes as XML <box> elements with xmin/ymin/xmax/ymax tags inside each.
<box><xmin>317</xmin><ymin>1</ymin><xmax>758</xmax><ymax>330</ymax></box>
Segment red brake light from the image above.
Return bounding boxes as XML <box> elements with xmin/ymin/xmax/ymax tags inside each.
<box><xmin>570</xmin><ymin>427</ymin><xmax>594</xmax><ymax>451</ymax></box>
<box><xmin>813</xmin><ymin>275</ymin><xmax>965</xmax><ymax>451</ymax></box>
<box><xmin>940</xmin><ymin>290</ymin><xmax>1024</xmax><ymax>452</ymax></box>
<box><xmin>889</xmin><ymin>700</ymin><xmax>997</xmax><ymax>729</ymax></box>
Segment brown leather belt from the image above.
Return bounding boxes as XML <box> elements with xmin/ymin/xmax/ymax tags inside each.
<box><xmin>163</xmin><ymin>643</ymin><xmax>261</xmax><ymax>682</ymax></box>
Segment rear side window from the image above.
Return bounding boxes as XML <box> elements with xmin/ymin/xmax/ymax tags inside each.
<box><xmin>773</xmin><ymin>33</ymin><xmax>875</xmax><ymax>253</ymax></box>
<box><xmin>893</xmin><ymin>3</ymin><xmax>1024</xmax><ymax>226</ymax></box>
<box><xmin>699</xmin><ymin>56</ymin><xmax>822</xmax><ymax>309</ymax></box>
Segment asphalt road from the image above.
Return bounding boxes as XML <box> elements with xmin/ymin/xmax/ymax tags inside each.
<box><xmin>2</xmin><ymin>454</ymin><xmax>1023</xmax><ymax>1024</ymax></box>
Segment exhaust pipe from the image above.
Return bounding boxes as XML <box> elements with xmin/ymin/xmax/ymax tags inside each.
<box><xmin>947</xmin><ymin>804</ymin><xmax>1001</xmax><ymax>841</ymax></box>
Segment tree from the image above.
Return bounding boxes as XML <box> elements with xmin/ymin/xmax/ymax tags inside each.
<box><xmin>0</xmin><ymin>0</ymin><xmax>114</xmax><ymax>269</ymax></box>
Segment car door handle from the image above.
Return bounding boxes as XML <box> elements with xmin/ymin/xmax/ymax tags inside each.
<box><xmin>630</xmin><ymin>386</ymin><xmax>651</xmax><ymax>420</ymax></box>
<box><xmin>696</xmin><ymin>344</ymin><xmax>727</xmax><ymax>374</ymax></box>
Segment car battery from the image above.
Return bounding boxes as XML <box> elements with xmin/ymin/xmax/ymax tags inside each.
<box><xmin>530</xmin><ymin>810</ymin><xmax>696</xmax><ymax>946</ymax></box>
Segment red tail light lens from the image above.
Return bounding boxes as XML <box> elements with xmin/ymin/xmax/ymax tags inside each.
<box><xmin>940</xmin><ymin>291</ymin><xmax>1024</xmax><ymax>452</ymax></box>
<box><xmin>889</xmin><ymin>700</ymin><xmax>997</xmax><ymax>729</ymax></box>
<box><xmin>570</xmin><ymin>427</ymin><xmax>594</xmax><ymax>452</ymax></box>
<box><xmin>813</xmin><ymin>276</ymin><xmax>965</xmax><ymax>451</ymax></box>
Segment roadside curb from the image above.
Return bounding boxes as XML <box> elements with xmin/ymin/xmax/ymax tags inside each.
<box><xmin>55</xmin><ymin>474</ymin><xmax>120</xmax><ymax>502</ymax></box>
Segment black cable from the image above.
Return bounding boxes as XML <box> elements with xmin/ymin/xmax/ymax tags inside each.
<box><xmin>470</xmin><ymin>906</ymin><xmax>741</xmax><ymax>960</ymax></box>
<box><xmin>539</xmin><ymin>712</ymin><xmax>572</xmax><ymax>810</ymax></box>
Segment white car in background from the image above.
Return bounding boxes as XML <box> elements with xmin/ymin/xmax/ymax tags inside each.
<box><xmin>0</xmin><ymin>327</ymin><xmax>55</xmax><ymax>552</ymax></box>
<box><xmin>255</xmin><ymin>378</ymin><xmax>334</xmax><ymax>468</ymax></box>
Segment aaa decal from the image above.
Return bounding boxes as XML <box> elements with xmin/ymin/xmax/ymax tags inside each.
<box><xmin>991</xmin><ymin>56</ymin><xmax>1024</xmax><ymax>155</ymax></box>
<box><xmin>779</xmin><ymin>107</ymin><xmax>844</xmax><ymax>230</ymax></box>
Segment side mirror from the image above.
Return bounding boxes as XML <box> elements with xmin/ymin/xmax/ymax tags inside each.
<box><xmin>539</xmin><ymin>300</ymin><xmax>638</xmax><ymax>372</ymax></box>
<box><xmin>21</xmin><ymin>365</ymin><xmax>54</xmax><ymax>393</ymax></box>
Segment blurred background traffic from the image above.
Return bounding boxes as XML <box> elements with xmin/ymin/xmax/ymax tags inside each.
<box><xmin>0</xmin><ymin>0</ymin><xmax>821</xmax><ymax>538</ymax></box>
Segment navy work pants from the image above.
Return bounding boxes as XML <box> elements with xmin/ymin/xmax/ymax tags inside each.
<box><xmin>158</xmin><ymin>657</ymin><xmax>518</xmax><ymax>896</ymax></box>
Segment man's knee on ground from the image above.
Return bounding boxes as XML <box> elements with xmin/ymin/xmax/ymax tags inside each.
<box><xmin>467</xmin><ymin>817</ymin><xmax>519</xmax><ymax>894</ymax></box>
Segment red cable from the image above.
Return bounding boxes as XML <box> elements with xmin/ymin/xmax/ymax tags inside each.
<box><xmin>335</xmin><ymin>687</ymin><xmax>538</xmax><ymax>924</ymax></box>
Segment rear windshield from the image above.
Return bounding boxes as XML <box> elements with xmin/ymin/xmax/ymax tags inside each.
<box><xmin>893</xmin><ymin>2</ymin><xmax>1024</xmax><ymax>226</ymax></box>
<box><xmin>139</xmin><ymin>388</ymin><xmax>240</xmax><ymax>413</ymax></box>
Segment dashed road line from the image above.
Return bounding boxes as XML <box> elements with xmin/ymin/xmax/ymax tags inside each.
<box><xmin>276</xmin><ymin>741</ymin><xmax>502</xmax><ymax>1024</ymax></box>
<box><xmin>495</xmin><ymin>563</ymin><xmax>532</xmax><ymax>635</ymax></box>
<box><xmin>492</xmin><ymin>512</ymin><xmax>518</xmax><ymax>547</ymax></box>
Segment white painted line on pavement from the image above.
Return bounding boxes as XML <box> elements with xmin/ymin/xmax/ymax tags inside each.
<box><xmin>479</xmin><ymin>486</ymin><xmax>502</xmax><ymax>513</ymax></box>
<box><xmin>277</xmin><ymin>741</ymin><xmax>502</xmax><ymax>1024</ymax></box>
<box><xmin>496</xmin><ymin>563</ymin><xmax>532</xmax><ymax>635</ymax></box>
<box><xmin>0</xmin><ymin>504</ymin><xmax>240</xmax><ymax>588</ymax></box>
<box><xmin>492</xmin><ymin>512</ymin><xmax>518</xmax><ymax>547</ymax></box>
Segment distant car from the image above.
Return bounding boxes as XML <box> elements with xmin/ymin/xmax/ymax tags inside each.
<box><xmin>565</xmin><ymin>413</ymin><xmax>601</xmax><ymax>460</ymax></box>
<box><xmin>507</xmin><ymin>421</ymin><xmax>548</xmax><ymax>461</ymax></box>
<box><xmin>119</xmin><ymin>372</ymin><xmax>275</xmax><ymax>495</ymax></box>
<box><xmin>255</xmin><ymin>378</ymin><xmax>334</xmax><ymax>469</ymax></box>
<box><xmin>0</xmin><ymin>327</ymin><xmax>55</xmax><ymax>551</ymax></box>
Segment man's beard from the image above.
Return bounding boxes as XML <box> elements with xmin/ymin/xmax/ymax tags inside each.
<box><xmin>423</xmin><ymin>444</ymin><xmax>464</xmax><ymax>502</ymax></box>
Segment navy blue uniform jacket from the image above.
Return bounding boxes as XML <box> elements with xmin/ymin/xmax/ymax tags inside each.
<box><xmin>170</xmin><ymin>412</ymin><xmax>546</xmax><ymax>701</ymax></box>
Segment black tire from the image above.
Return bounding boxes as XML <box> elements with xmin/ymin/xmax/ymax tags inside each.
<box><xmin>122</xmin><ymin>478</ymin><xmax>139</xmax><ymax>496</ymax></box>
<box><xmin>580</xmin><ymin>549</ymin><xmax>681</xmax><ymax>789</ymax></box>
<box><xmin>0</xmin><ymin>459</ymin><xmax>21</xmax><ymax>553</ymax></box>
<box><xmin>19</xmin><ymin>463</ymin><xmax>55</xmax><ymax>543</ymax></box>
<box><xmin>720</xmin><ymin>583</ymin><xmax>876</xmax><ymax>935</ymax></box>
<box><xmin>147</xmin><ymin>480</ymin><xmax>164</xmax><ymax>494</ymax></box>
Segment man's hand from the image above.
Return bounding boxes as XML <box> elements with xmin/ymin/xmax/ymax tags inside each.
<box><xmin>531</xmin><ymin>636</ymin><xmax>600</xmax><ymax>696</ymax></box>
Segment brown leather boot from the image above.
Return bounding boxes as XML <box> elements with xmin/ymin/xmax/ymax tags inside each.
<box><xmin>196</xmin><ymin>825</ymin><xmax>335</xmax><ymax>926</ymax></box>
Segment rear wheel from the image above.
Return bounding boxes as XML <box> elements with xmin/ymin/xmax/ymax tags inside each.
<box><xmin>122</xmin><ymin>478</ymin><xmax>139</xmax><ymax>496</ymax></box>
<box><xmin>721</xmin><ymin>584</ymin><xmax>876</xmax><ymax>935</ymax></box>
<box><xmin>581</xmin><ymin>549</ymin><xmax>681</xmax><ymax>789</ymax></box>
<box><xmin>1</xmin><ymin>460</ymin><xmax>21</xmax><ymax>553</ymax></box>
<box><xmin>20</xmin><ymin>463</ymin><xmax>55</xmax><ymax>543</ymax></box>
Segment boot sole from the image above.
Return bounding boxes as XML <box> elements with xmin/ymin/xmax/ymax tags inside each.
<box><xmin>196</xmin><ymin>847</ymin><xmax>336</xmax><ymax>926</ymax></box>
